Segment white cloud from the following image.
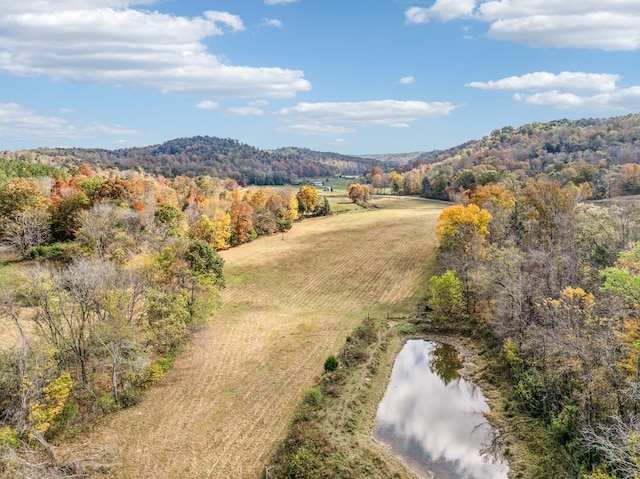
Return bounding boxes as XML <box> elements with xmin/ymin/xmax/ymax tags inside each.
<box><xmin>261</xmin><ymin>18</ymin><xmax>283</xmax><ymax>28</ymax></box>
<box><xmin>406</xmin><ymin>1</ymin><xmax>640</xmax><ymax>50</ymax></box>
<box><xmin>0</xmin><ymin>1</ymin><xmax>311</xmax><ymax>98</ymax></box>
<box><xmin>328</xmin><ymin>138</ymin><xmax>348</xmax><ymax>147</ymax></box>
<box><xmin>0</xmin><ymin>102</ymin><xmax>140</xmax><ymax>140</ymax></box>
<box><xmin>277</xmin><ymin>100</ymin><xmax>457</xmax><ymax>127</ymax></box>
<box><xmin>405</xmin><ymin>0</ymin><xmax>476</xmax><ymax>23</ymax></box>
<box><xmin>227</xmin><ymin>106</ymin><xmax>264</xmax><ymax>116</ymax></box>
<box><xmin>515</xmin><ymin>87</ymin><xmax>640</xmax><ymax>111</ymax></box>
<box><xmin>399</xmin><ymin>76</ymin><xmax>415</xmax><ymax>85</ymax></box>
<box><xmin>467</xmin><ymin>71</ymin><xmax>621</xmax><ymax>93</ymax></box>
<box><xmin>275</xmin><ymin>100</ymin><xmax>457</xmax><ymax>136</ymax></box>
<box><xmin>265</xmin><ymin>0</ymin><xmax>299</xmax><ymax>4</ymax></box>
<box><xmin>196</xmin><ymin>100</ymin><xmax>219</xmax><ymax>110</ymax></box>
<box><xmin>469</xmin><ymin>71</ymin><xmax>640</xmax><ymax>111</ymax></box>
<box><xmin>276</xmin><ymin>124</ymin><xmax>357</xmax><ymax>136</ymax></box>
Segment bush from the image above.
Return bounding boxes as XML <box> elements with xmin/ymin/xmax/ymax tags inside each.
<box><xmin>133</xmin><ymin>361</ymin><xmax>165</xmax><ymax>390</ymax></box>
<box><xmin>324</xmin><ymin>355</ymin><xmax>339</xmax><ymax>372</ymax></box>
<box><xmin>304</xmin><ymin>386</ymin><xmax>322</xmax><ymax>407</ymax></box>
<box><xmin>96</xmin><ymin>393</ymin><xmax>119</xmax><ymax>413</ymax></box>
<box><xmin>55</xmin><ymin>401</ymin><xmax>79</xmax><ymax>426</ymax></box>
<box><xmin>118</xmin><ymin>388</ymin><xmax>142</xmax><ymax>408</ymax></box>
<box><xmin>0</xmin><ymin>426</ymin><xmax>19</xmax><ymax>449</ymax></box>
<box><xmin>29</xmin><ymin>243</ymin><xmax>67</xmax><ymax>259</ymax></box>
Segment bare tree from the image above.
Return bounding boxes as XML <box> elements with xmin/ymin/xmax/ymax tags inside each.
<box><xmin>1</xmin><ymin>209</ymin><xmax>50</xmax><ymax>257</ymax></box>
<box><xmin>584</xmin><ymin>413</ymin><xmax>640</xmax><ymax>479</ymax></box>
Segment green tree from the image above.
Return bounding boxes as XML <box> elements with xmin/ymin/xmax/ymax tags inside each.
<box><xmin>425</xmin><ymin>271</ymin><xmax>465</xmax><ymax>323</ymax></box>
<box><xmin>154</xmin><ymin>204</ymin><xmax>185</xmax><ymax>237</ymax></box>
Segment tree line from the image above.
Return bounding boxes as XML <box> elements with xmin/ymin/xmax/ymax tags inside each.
<box><xmin>424</xmin><ymin>177</ymin><xmax>640</xmax><ymax>478</ymax></box>
<box><xmin>362</xmin><ymin>113</ymin><xmax>640</xmax><ymax>201</ymax></box>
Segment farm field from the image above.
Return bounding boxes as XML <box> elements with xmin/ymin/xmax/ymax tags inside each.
<box><xmin>69</xmin><ymin>196</ymin><xmax>443</xmax><ymax>478</ymax></box>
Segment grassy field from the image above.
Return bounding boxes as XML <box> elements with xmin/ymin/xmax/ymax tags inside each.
<box><xmin>65</xmin><ymin>196</ymin><xmax>443</xmax><ymax>478</ymax></box>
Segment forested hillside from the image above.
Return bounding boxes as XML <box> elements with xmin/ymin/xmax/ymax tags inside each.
<box><xmin>375</xmin><ymin>113</ymin><xmax>640</xmax><ymax>200</ymax></box>
<box><xmin>3</xmin><ymin>136</ymin><xmax>376</xmax><ymax>185</ymax></box>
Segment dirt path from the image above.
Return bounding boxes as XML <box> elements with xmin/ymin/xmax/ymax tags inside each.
<box><xmin>73</xmin><ymin>198</ymin><xmax>442</xmax><ymax>479</ymax></box>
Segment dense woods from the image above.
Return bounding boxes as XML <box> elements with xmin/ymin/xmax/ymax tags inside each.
<box><xmin>364</xmin><ymin>113</ymin><xmax>640</xmax><ymax>201</ymax></box>
<box><xmin>2</xmin><ymin>136</ymin><xmax>377</xmax><ymax>186</ymax></box>
<box><xmin>427</xmin><ymin>178</ymin><xmax>640</xmax><ymax>477</ymax></box>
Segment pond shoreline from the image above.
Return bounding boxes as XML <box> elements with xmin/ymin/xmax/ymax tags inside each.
<box><xmin>372</xmin><ymin>337</ymin><xmax>508</xmax><ymax>479</ymax></box>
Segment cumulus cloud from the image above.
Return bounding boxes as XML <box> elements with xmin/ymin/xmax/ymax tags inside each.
<box><xmin>406</xmin><ymin>1</ymin><xmax>640</xmax><ymax>50</ymax></box>
<box><xmin>0</xmin><ymin>102</ymin><xmax>140</xmax><ymax>141</ymax></box>
<box><xmin>399</xmin><ymin>76</ymin><xmax>415</xmax><ymax>85</ymax></box>
<box><xmin>468</xmin><ymin>71</ymin><xmax>640</xmax><ymax>111</ymax></box>
<box><xmin>196</xmin><ymin>100</ymin><xmax>219</xmax><ymax>110</ymax></box>
<box><xmin>276</xmin><ymin>124</ymin><xmax>357</xmax><ymax>136</ymax></box>
<box><xmin>276</xmin><ymin>99</ymin><xmax>457</xmax><ymax>136</ymax></box>
<box><xmin>261</xmin><ymin>18</ymin><xmax>283</xmax><ymax>28</ymax></box>
<box><xmin>0</xmin><ymin>1</ymin><xmax>310</xmax><ymax>98</ymax></box>
<box><xmin>405</xmin><ymin>0</ymin><xmax>476</xmax><ymax>23</ymax></box>
<box><xmin>227</xmin><ymin>106</ymin><xmax>264</xmax><ymax>116</ymax></box>
<box><xmin>467</xmin><ymin>71</ymin><xmax>621</xmax><ymax>93</ymax></box>
<box><xmin>515</xmin><ymin>87</ymin><xmax>640</xmax><ymax>111</ymax></box>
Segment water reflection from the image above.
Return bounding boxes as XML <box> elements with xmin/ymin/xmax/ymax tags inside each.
<box><xmin>373</xmin><ymin>340</ymin><xmax>508</xmax><ymax>479</ymax></box>
<box><xmin>429</xmin><ymin>342</ymin><xmax>462</xmax><ymax>385</ymax></box>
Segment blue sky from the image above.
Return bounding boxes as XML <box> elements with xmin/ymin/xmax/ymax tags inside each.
<box><xmin>1</xmin><ymin>1</ymin><xmax>639</xmax><ymax>155</ymax></box>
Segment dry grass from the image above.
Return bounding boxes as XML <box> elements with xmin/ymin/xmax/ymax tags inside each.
<box><xmin>67</xmin><ymin>197</ymin><xmax>443</xmax><ymax>479</ymax></box>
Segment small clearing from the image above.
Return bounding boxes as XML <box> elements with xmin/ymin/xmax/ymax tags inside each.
<box><xmin>71</xmin><ymin>197</ymin><xmax>442</xmax><ymax>478</ymax></box>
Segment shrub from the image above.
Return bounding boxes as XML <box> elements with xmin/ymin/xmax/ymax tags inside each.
<box><xmin>133</xmin><ymin>361</ymin><xmax>165</xmax><ymax>390</ymax></box>
<box><xmin>96</xmin><ymin>393</ymin><xmax>119</xmax><ymax>413</ymax></box>
<box><xmin>29</xmin><ymin>243</ymin><xmax>67</xmax><ymax>259</ymax></box>
<box><xmin>304</xmin><ymin>386</ymin><xmax>322</xmax><ymax>407</ymax></box>
<box><xmin>118</xmin><ymin>388</ymin><xmax>142</xmax><ymax>408</ymax></box>
<box><xmin>324</xmin><ymin>355</ymin><xmax>339</xmax><ymax>372</ymax></box>
<box><xmin>0</xmin><ymin>426</ymin><xmax>19</xmax><ymax>449</ymax></box>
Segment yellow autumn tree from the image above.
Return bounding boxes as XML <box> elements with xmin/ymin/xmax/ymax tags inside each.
<box><xmin>388</xmin><ymin>171</ymin><xmax>403</xmax><ymax>194</ymax></box>
<box><xmin>297</xmin><ymin>185</ymin><xmax>319</xmax><ymax>214</ymax></box>
<box><xmin>467</xmin><ymin>183</ymin><xmax>516</xmax><ymax>209</ymax></box>
<box><xmin>436</xmin><ymin>204</ymin><xmax>492</xmax><ymax>253</ymax></box>
<box><xmin>28</xmin><ymin>372</ymin><xmax>73</xmax><ymax>434</ymax></box>
<box><xmin>189</xmin><ymin>211</ymin><xmax>232</xmax><ymax>251</ymax></box>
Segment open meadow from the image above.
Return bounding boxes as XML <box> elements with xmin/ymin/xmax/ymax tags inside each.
<box><xmin>66</xmin><ymin>197</ymin><xmax>443</xmax><ymax>478</ymax></box>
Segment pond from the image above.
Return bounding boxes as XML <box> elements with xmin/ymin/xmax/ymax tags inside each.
<box><xmin>373</xmin><ymin>340</ymin><xmax>508</xmax><ymax>479</ymax></box>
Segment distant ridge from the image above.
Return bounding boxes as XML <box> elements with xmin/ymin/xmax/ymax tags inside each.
<box><xmin>17</xmin><ymin>136</ymin><xmax>381</xmax><ymax>185</ymax></box>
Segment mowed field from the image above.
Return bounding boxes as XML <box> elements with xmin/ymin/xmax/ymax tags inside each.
<box><xmin>72</xmin><ymin>197</ymin><xmax>443</xmax><ymax>478</ymax></box>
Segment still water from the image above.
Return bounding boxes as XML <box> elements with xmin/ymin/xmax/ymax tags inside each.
<box><xmin>373</xmin><ymin>340</ymin><xmax>508</xmax><ymax>479</ymax></box>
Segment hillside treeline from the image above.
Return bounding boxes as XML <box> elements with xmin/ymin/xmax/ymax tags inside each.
<box><xmin>4</xmin><ymin>136</ymin><xmax>376</xmax><ymax>185</ymax></box>
<box><xmin>425</xmin><ymin>179</ymin><xmax>640</xmax><ymax>478</ymax></box>
<box><xmin>0</xmin><ymin>162</ymin><xmax>327</xmax><ymax>477</ymax></box>
<box><xmin>365</xmin><ymin>114</ymin><xmax>640</xmax><ymax>200</ymax></box>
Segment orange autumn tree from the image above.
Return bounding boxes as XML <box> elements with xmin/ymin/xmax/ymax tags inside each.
<box><xmin>230</xmin><ymin>198</ymin><xmax>254</xmax><ymax>245</ymax></box>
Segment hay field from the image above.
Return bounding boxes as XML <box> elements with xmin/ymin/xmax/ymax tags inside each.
<box><xmin>73</xmin><ymin>197</ymin><xmax>443</xmax><ymax>479</ymax></box>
